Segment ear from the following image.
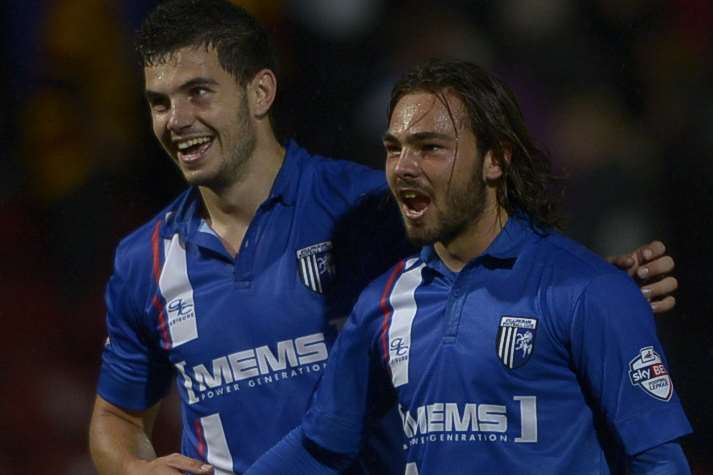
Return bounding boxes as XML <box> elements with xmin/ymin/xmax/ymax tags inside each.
<box><xmin>247</xmin><ymin>68</ymin><xmax>277</xmax><ymax>118</ymax></box>
<box><xmin>482</xmin><ymin>146</ymin><xmax>511</xmax><ymax>182</ymax></box>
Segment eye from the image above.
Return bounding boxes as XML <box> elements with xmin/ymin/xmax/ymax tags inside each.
<box><xmin>190</xmin><ymin>86</ymin><xmax>211</xmax><ymax>99</ymax></box>
<box><xmin>147</xmin><ymin>97</ymin><xmax>170</xmax><ymax>113</ymax></box>
<box><xmin>422</xmin><ymin>143</ymin><xmax>442</xmax><ymax>153</ymax></box>
<box><xmin>383</xmin><ymin>142</ymin><xmax>401</xmax><ymax>157</ymax></box>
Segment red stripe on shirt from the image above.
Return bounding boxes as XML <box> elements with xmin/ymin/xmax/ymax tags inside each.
<box><xmin>194</xmin><ymin>418</ymin><xmax>207</xmax><ymax>458</ymax></box>
<box><xmin>151</xmin><ymin>221</ymin><xmax>171</xmax><ymax>349</ymax></box>
<box><xmin>380</xmin><ymin>260</ymin><xmax>406</xmax><ymax>366</ymax></box>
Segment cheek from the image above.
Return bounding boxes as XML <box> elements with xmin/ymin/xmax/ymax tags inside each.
<box><xmin>420</xmin><ymin>161</ymin><xmax>447</xmax><ymax>185</ymax></box>
<box><xmin>151</xmin><ymin>121</ymin><xmax>174</xmax><ymax>155</ymax></box>
<box><xmin>445</xmin><ymin>155</ymin><xmax>477</xmax><ymax>187</ymax></box>
<box><xmin>151</xmin><ymin>117</ymin><xmax>166</xmax><ymax>140</ymax></box>
<box><xmin>384</xmin><ymin>157</ymin><xmax>398</xmax><ymax>184</ymax></box>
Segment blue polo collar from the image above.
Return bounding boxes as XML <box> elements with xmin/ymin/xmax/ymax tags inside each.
<box><xmin>418</xmin><ymin>211</ymin><xmax>545</xmax><ymax>276</ymax></box>
<box><xmin>159</xmin><ymin>140</ymin><xmax>307</xmax><ymax>240</ymax></box>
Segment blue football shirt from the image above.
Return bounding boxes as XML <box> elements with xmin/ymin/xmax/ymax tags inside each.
<box><xmin>302</xmin><ymin>214</ymin><xmax>692</xmax><ymax>474</ymax></box>
<box><xmin>97</xmin><ymin>141</ymin><xmax>411</xmax><ymax>474</ymax></box>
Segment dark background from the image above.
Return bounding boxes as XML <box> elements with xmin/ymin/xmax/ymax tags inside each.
<box><xmin>2</xmin><ymin>0</ymin><xmax>711</xmax><ymax>473</ymax></box>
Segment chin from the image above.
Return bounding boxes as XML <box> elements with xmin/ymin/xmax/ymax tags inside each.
<box><xmin>404</xmin><ymin>225</ymin><xmax>439</xmax><ymax>248</ymax></box>
<box><xmin>182</xmin><ymin>171</ymin><xmax>219</xmax><ymax>188</ymax></box>
<box><xmin>179</xmin><ymin>161</ymin><xmax>221</xmax><ymax>185</ymax></box>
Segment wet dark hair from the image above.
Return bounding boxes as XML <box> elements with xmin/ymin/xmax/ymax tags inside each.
<box><xmin>136</xmin><ymin>0</ymin><xmax>277</xmax><ymax>85</ymax></box>
<box><xmin>388</xmin><ymin>59</ymin><xmax>563</xmax><ymax>229</ymax></box>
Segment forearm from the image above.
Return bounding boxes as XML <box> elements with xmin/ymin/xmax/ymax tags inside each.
<box><xmin>89</xmin><ymin>397</ymin><xmax>158</xmax><ymax>475</ymax></box>
<box><xmin>629</xmin><ymin>441</ymin><xmax>691</xmax><ymax>475</ymax></box>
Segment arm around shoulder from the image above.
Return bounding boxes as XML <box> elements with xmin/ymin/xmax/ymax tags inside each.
<box><xmin>606</xmin><ymin>240</ymin><xmax>678</xmax><ymax>314</ymax></box>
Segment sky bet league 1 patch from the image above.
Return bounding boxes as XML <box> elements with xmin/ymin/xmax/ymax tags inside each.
<box><xmin>496</xmin><ymin>316</ymin><xmax>537</xmax><ymax>369</ymax></box>
<box><xmin>628</xmin><ymin>346</ymin><xmax>673</xmax><ymax>401</ymax></box>
<box><xmin>296</xmin><ymin>241</ymin><xmax>335</xmax><ymax>294</ymax></box>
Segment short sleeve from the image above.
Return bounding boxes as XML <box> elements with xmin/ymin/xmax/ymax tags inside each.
<box><xmin>302</xmin><ymin>297</ymin><xmax>390</xmax><ymax>455</ymax></box>
<box><xmin>96</xmin><ymin>246</ymin><xmax>173</xmax><ymax>411</ymax></box>
<box><xmin>570</xmin><ymin>271</ymin><xmax>692</xmax><ymax>455</ymax></box>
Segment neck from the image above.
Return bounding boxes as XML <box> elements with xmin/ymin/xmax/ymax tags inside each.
<box><xmin>200</xmin><ymin>130</ymin><xmax>284</xmax><ymax>229</ymax></box>
<box><xmin>434</xmin><ymin>203</ymin><xmax>509</xmax><ymax>273</ymax></box>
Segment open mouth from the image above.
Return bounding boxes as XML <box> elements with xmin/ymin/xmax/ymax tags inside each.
<box><xmin>399</xmin><ymin>189</ymin><xmax>431</xmax><ymax>220</ymax></box>
<box><xmin>176</xmin><ymin>136</ymin><xmax>214</xmax><ymax>163</ymax></box>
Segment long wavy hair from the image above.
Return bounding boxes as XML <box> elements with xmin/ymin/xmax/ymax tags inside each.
<box><xmin>388</xmin><ymin>59</ymin><xmax>564</xmax><ymax>229</ymax></box>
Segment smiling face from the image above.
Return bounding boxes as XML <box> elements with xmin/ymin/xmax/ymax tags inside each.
<box><xmin>144</xmin><ymin>46</ymin><xmax>256</xmax><ymax>189</ymax></box>
<box><xmin>384</xmin><ymin>91</ymin><xmax>487</xmax><ymax>247</ymax></box>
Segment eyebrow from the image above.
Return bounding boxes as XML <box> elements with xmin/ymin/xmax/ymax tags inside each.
<box><xmin>145</xmin><ymin>77</ymin><xmax>220</xmax><ymax>100</ymax></box>
<box><xmin>382</xmin><ymin>131</ymin><xmax>454</xmax><ymax>143</ymax></box>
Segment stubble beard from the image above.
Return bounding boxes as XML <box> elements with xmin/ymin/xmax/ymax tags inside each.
<box><xmin>215</xmin><ymin>116</ymin><xmax>256</xmax><ymax>190</ymax></box>
<box><xmin>184</xmin><ymin>96</ymin><xmax>257</xmax><ymax>190</ymax></box>
<box><xmin>404</xmin><ymin>166</ymin><xmax>486</xmax><ymax>248</ymax></box>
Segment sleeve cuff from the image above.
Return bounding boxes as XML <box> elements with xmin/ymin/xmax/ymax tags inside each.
<box><xmin>245</xmin><ymin>426</ymin><xmax>342</xmax><ymax>475</ymax></box>
<box><xmin>617</xmin><ymin>403</ymin><xmax>692</xmax><ymax>455</ymax></box>
<box><xmin>302</xmin><ymin>407</ymin><xmax>365</xmax><ymax>455</ymax></box>
<box><xmin>96</xmin><ymin>364</ymin><xmax>167</xmax><ymax>411</ymax></box>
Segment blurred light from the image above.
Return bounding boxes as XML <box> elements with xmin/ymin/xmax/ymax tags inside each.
<box><xmin>497</xmin><ymin>0</ymin><xmax>573</xmax><ymax>40</ymax></box>
<box><xmin>288</xmin><ymin>0</ymin><xmax>383</xmax><ymax>40</ymax></box>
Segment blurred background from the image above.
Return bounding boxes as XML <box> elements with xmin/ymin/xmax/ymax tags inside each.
<box><xmin>2</xmin><ymin>0</ymin><xmax>711</xmax><ymax>473</ymax></box>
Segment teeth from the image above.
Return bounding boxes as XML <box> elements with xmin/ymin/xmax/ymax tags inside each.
<box><xmin>177</xmin><ymin>136</ymin><xmax>212</xmax><ymax>150</ymax></box>
<box><xmin>403</xmin><ymin>191</ymin><xmax>416</xmax><ymax>199</ymax></box>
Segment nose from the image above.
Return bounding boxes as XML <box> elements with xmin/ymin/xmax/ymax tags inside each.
<box><xmin>167</xmin><ymin>99</ymin><xmax>194</xmax><ymax>133</ymax></box>
<box><xmin>392</xmin><ymin>148</ymin><xmax>421</xmax><ymax>179</ymax></box>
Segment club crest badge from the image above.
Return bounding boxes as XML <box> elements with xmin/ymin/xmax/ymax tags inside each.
<box><xmin>628</xmin><ymin>346</ymin><xmax>673</xmax><ymax>401</ymax></box>
<box><xmin>496</xmin><ymin>316</ymin><xmax>537</xmax><ymax>369</ymax></box>
<box><xmin>296</xmin><ymin>241</ymin><xmax>335</xmax><ymax>294</ymax></box>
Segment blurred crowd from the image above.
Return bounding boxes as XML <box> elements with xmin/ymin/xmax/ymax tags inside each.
<box><xmin>2</xmin><ymin>0</ymin><xmax>711</xmax><ymax>473</ymax></box>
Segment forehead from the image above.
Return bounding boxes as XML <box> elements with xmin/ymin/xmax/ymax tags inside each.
<box><xmin>388</xmin><ymin>91</ymin><xmax>468</xmax><ymax>138</ymax></box>
<box><xmin>144</xmin><ymin>46</ymin><xmax>231</xmax><ymax>92</ymax></box>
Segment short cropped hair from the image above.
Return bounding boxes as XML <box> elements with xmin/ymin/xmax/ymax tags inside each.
<box><xmin>389</xmin><ymin>59</ymin><xmax>563</xmax><ymax>229</ymax></box>
<box><xmin>136</xmin><ymin>0</ymin><xmax>277</xmax><ymax>85</ymax></box>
